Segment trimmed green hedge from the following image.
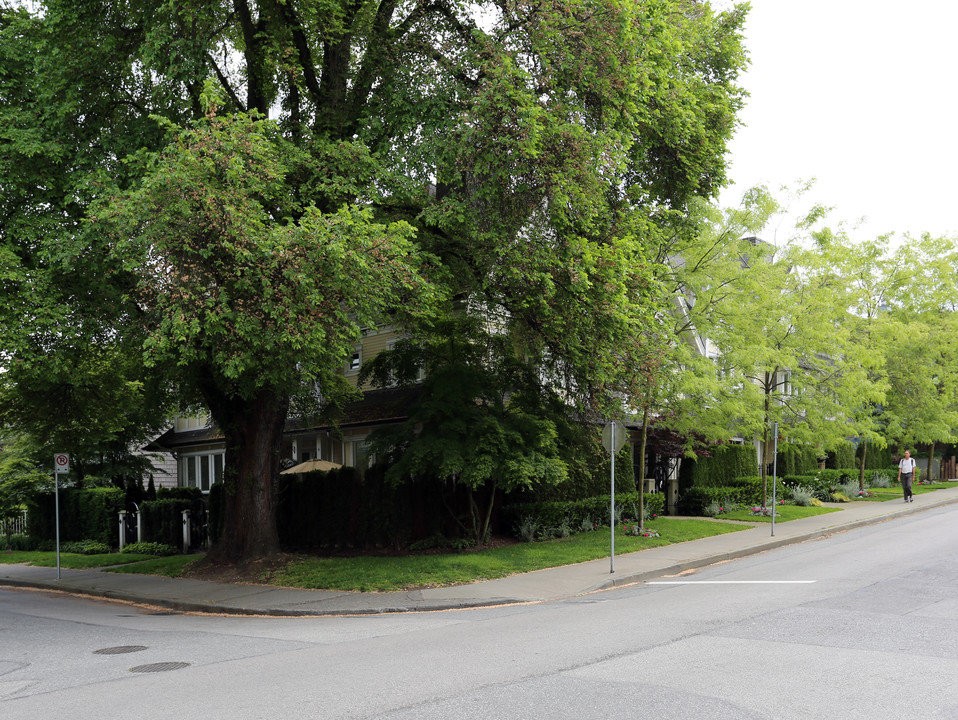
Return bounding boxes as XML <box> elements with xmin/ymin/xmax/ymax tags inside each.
<box><xmin>501</xmin><ymin>492</ymin><xmax>665</xmax><ymax>536</ymax></box>
<box><xmin>826</xmin><ymin>442</ymin><xmax>856</xmax><ymax>469</ymax></box>
<box><xmin>681</xmin><ymin>444</ymin><xmax>759</xmax><ymax>489</ymax></box>
<box><xmin>856</xmin><ymin>443</ymin><xmax>893</xmax><ymax>469</ymax></box>
<box><xmin>140</xmin><ymin>497</ymin><xmax>207</xmax><ymax>549</ymax></box>
<box><xmin>776</xmin><ymin>444</ymin><xmax>822</xmax><ymax>476</ymax></box>
<box><xmin>28</xmin><ymin>487</ymin><xmax>125</xmax><ymax>547</ymax></box>
<box><xmin>677</xmin><ymin>476</ymin><xmax>787</xmax><ymax>515</ymax></box>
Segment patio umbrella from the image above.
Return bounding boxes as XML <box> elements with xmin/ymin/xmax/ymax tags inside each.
<box><xmin>280</xmin><ymin>459</ymin><xmax>343</xmax><ymax>475</ymax></box>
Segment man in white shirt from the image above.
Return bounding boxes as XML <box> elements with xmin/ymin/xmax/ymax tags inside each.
<box><xmin>898</xmin><ymin>450</ymin><xmax>917</xmax><ymax>502</ymax></box>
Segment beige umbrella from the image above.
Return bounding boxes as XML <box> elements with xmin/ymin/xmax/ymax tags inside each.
<box><xmin>280</xmin><ymin>459</ymin><xmax>343</xmax><ymax>475</ymax></box>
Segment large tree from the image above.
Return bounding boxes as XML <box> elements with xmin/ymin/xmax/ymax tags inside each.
<box><xmin>704</xmin><ymin>231</ymin><xmax>885</xmax><ymax>506</ymax></box>
<box><xmin>2</xmin><ymin>1</ymin><xmax>749</xmax><ymax>561</ymax></box>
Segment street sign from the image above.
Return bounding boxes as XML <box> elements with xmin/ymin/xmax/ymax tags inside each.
<box><xmin>601</xmin><ymin>421</ymin><xmax>628</xmax><ymax>453</ymax></box>
<box><xmin>54</xmin><ymin>453</ymin><xmax>69</xmax><ymax>474</ymax></box>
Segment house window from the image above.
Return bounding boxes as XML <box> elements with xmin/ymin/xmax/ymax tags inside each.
<box><xmin>346</xmin><ymin>348</ymin><xmax>362</xmax><ymax>375</ymax></box>
<box><xmin>353</xmin><ymin>440</ymin><xmax>374</xmax><ymax>473</ymax></box>
<box><xmin>179</xmin><ymin>452</ymin><xmax>224</xmax><ymax>493</ymax></box>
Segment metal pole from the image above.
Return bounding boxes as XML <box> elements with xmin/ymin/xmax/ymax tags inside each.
<box><xmin>771</xmin><ymin>421</ymin><xmax>779</xmax><ymax>537</ymax></box>
<box><xmin>610</xmin><ymin>422</ymin><xmax>615</xmax><ymax>574</ymax></box>
<box><xmin>54</xmin><ymin>471</ymin><xmax>61</xmax><ymax>581</ymax></box>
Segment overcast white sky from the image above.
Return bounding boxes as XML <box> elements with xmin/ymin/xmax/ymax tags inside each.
<box><xmin>715</xmin><ymin>0</ymin><xmax>958</xmax><ymax>243</ymax></box>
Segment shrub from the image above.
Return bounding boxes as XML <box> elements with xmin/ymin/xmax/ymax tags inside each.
<box><xmin>727</xmin><ymin>476</ymin><xmax>787</xmax><ymax>505</ymax></box>
<box><xmin>5</xmin><ymin>534</ymin><xmax>38</xmax><ymax>551</ymax></box>
<box><xmin>684</xmin><ymin>444</ymin><xmax>759</xmax><ymax>488</ymax></box>
<box><xmin>703</xmin><ymin>501</ymin><xmax>724</xmax><ymax>517</ymax></box>
<box><xmin>517</xmin><ymin>517</ymin><xmax>539</xmax><ymax>543</ymax></box>
<box><xmin>155</xmin><ymin>486</ymin><xmax>204</xmax><ymax>501</ymax></box>
<box><xmin>502</xmin><ymin>492</ymin><xmax>665</xmax><ymax>538</ymax></box>
<box><xmin>826</xmin><ymin>442</ymin><xmax>856</xmax><ymax>469</ymax></box>
<box><xmin>27</xmin><ymin>487</ymin><xmax>124</xmax><ymax>546</ymax></box>
<box><xmin>789</xmin><ymin>485</ymin><xmax>816</xmax><ymax>507</ymax></box>
<box><xmin>677</xmin><ymin>486</ymin><xmax>750</xmax><ymax>515</ymax></box>
<box><xmin>870</xmin><ymin>471</ymin><xmax>892</xmax><ymax>489</ymax></box>
<box><xmin>120</xmin><ymin>541</ymin><xmax>178</xmax><ymax>556</ymax></box>
<box><xmin>60</xmin><ymin>539</ymin><xmax>111</xmax><ymax>555</ymax></box>
<box><xmin>777</xmin><ymin>444</ymin><xmax>822</xmax><ymax>476</ymax></box>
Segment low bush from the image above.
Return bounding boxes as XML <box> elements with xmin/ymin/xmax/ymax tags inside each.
<box><xmin>155</xmin><ymin>487</ymin><xmax>204</xmax><ymax>501</ymax></box>
<box><xmin>503</xmin><ymin>492</ymin><xmax>665</xmax><ymax>540</ymax></box>
<box><xmin>789</xmin><ymin>485</ymin><xmax>816</xmax><ymax>507</ymax></box>
<box><xmin>677</xmin><ymin>486</ymin><xmax>750</xmax><ymax>515</ymax></box>
<box><xmin>120</xmin><ymin>541</ymin><xmax>178</xmax><ymax>556</ymax></box>
<box><xmin>4</xmin><ymin>534</ymin><xmax>38</xmax><ymax>551</ymax></box>
<box><xmin>60</xmin><ymin>539</ymin><xmax>112</xmax><ymax>555</ymax></box>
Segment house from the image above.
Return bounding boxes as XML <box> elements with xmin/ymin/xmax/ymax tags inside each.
<box><xmin>152</xmin><ymin>324</ymin><xmax>416</xmax><ymax>490</ymax></box>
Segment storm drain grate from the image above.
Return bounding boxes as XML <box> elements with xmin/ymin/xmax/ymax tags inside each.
<box><xmin>93</xmin><ymin>646</ymin><xmax>148</xmax><ymax>655</ymax></box>
<box><xmin>129</xmin><ymin>662</ymin><xmax>191</xmax><ymax>673</ymax></box>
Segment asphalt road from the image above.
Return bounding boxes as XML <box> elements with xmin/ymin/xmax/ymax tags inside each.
<box><xmin>4</xmin><ymin>503</ymin><xmax>958</xmax><ymax>720</ymax></box>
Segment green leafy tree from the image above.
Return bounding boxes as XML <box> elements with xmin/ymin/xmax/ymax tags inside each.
<box><xmin>2</xmin><ymin>1</ymin><xmax>749</xmax><ymax>561</ymax></box>
<box><xmin>705</xmin><ymin>231</ymin><xmax>885</xmax><ymax>506</ymax></box>
<box><xmin>362</xmin><ymin>319</ymin><xmax>567</xmax><ymax>544</ymax></box>
<box><xmin>880</xmin><ymin>235</ymin><xmax>958</xmax><ymax>477</ymax></box>
<box><xmin>0</xmin><ymin>438</ymin><xmax>49</xmax><ymax>550</ymax></box>
<box><xmin>99</xmin><ymin>112</ymin><xmax>439</xmax><ymax>562</ymax></box>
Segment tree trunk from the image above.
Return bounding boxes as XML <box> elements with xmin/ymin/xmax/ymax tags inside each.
<box><xmin>858</xmin><ymin>438</ymin><xmax>867</xmax><ymax>493</ymax></box>
<box><xmin>761</xmin><ymin>382</ymin><xmax>771</xmax><ymax>508</ymax></box>
<box><xmin>207</xmin><ymin>386</ymin><xmax>288</xmax><ymax>564</ymax></box>
<box><xmin>928</xmin><ymin>441</ymin><xmax>937</xmax><ymax>483</ymax></box>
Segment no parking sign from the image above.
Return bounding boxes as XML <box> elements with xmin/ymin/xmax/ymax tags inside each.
<box><xmin>54</xmin><ymin>453</ymin><xmax>69</xmax><ymax>474</ymax></box>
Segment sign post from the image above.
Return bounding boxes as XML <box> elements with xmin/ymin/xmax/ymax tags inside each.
<box><xmin>602</xmin><ymin>422</ymin><xmax>627</xmax><ymax>573</ymax></box>
<box><xmin>53</xmin><ymin>454</ymin><xmax>69</xmax><ymax>581</ymax></box>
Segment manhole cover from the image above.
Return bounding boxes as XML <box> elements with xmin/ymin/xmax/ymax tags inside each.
<box><xmin>129</xmin><ymin>662</ymin><xmax>191</xmax><ymax>673</ymax></box>
<box><xmin>93</xmin><ymin>646</ymin><xmax>148</xmax><ymax>655</ymax></box>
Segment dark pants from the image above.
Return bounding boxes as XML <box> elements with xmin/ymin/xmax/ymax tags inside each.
<box><xmin>901</xmin><ymin>472</ymin><xmax>914</xmax><ymax>499</ymax></box>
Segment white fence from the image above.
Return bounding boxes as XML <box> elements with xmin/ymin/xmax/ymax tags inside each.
<box><xmin>2</xmin><ymin>511</ymin><xmax>28</xmax><ymax>536</ymax></box>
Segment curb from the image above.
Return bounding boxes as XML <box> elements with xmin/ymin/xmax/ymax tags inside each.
<box><xmin>3</xmin><ymin>494</ymin><xmax>958</xmax><ymax>616</ymax></box>
<box><xmin>584</xmin><ymin>493</ymin><xmax>958</xmax><ymax>595</ymax></box>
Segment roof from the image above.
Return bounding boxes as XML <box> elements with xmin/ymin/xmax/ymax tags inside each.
<box><xmin>153</xmin><ymin>386</ymin><xmax>421</xmax><ymax>450</ymax></box>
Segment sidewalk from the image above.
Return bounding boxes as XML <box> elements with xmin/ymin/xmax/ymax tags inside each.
<box><xmin>3</xmin><ymin>486</ymin><xmax>957</xmax><ymax>616</ymax></box>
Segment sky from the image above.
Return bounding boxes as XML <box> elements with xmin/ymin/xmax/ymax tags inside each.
<box><xmin>715</xmin><ymin>0</ymin><xmax>958</xmax><ymax>244</ymax></box>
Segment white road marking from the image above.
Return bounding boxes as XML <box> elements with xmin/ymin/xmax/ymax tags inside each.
<box><xmin>648</xmin><ymin>580</ymin><xmax>816</xmax><ymax>584</ymax></box>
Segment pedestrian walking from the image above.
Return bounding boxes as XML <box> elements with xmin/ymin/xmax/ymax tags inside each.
<box><xmin>898</xmin><ymin>450</ymin><xmax>917</xmax><ymax>502</ymax></box>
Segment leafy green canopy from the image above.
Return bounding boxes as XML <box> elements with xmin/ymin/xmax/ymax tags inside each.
<box><xmin>98</xmin><ymin>111</ymin><xmax>440</xmax><ymax>409</ymax></box>
<box><xmin>1</xmin><ymin>1</ymin><xmax>750</xmax><ymax>558</ymax></box>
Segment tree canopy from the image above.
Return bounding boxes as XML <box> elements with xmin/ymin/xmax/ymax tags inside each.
<box><xmin>1</xmin><ymin>0</ymin><xmax>751</xmax><ymax>560</ymax></box>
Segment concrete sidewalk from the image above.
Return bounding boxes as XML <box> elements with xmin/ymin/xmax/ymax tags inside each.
<box><xmin>3</xmin><ymin>486</ymin><xmax>957</xmax><ymax>616</ymax></box>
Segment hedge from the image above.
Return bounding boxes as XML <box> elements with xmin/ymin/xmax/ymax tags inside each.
<box><xmin>856</xmin><ymin>443</ymin><xmax>893</xmax><ymax>469</ymax></box>
<box><xmin>140</xmin><ymin>497</ymin><xmax>207</xmax><ymax>549</ymax></box>
<box><xmin>826</xmin><ymin>442</ymin><xmax>856</xmax><ymax>470</ymax></box>
<box><xmin>680</xmin><ymin>444</ymin><xmax>759</xmax><ymax>489</ymax></box>
<box><xmin>207</xmin><ymin>465</ymin><xmax>479</xmax><ymax>551</ymax></box>
<box><xmin>501</xmin><ymin>492</ymin><xmax>665</xmax><ymax>536</ymax></box>
<box><xmin>676</xmin><ymin>476</ymin><xmax>787</xmax><ymax>515</ymax></box>
<box><xmin>27</xmin><ymin>487</ymin><xmax>125</xmax><ymax>547</ymax></box>
<box><xmin>776</xmin><ymin>444</ymin><xmax>822</xmax><ymax>476</ymax></box>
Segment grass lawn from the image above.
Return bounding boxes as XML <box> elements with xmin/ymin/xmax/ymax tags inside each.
<box><xmin>6</xmin><ymin>519</ymin><xmax>750</xmax><ymax>593</ymax></box>
<box><xmin>103</xmin><ymin>554</ymin><xmax>203</xmax><ymax>577</ymax></box>
<box><xmin>261</xmin><ymin>518</ymin><xmax>750</xmax><ymax>592</ymax></box>
<box><xmin>866</xmin><ymin>483</ymin><xmax>952</xmax><ymax>501</ymax></box>
<box><xmin>717</xmin><ymin>504</ymin><xmax>841</xmax><ymax>523</ymax></box>
<box><xmin>0</xmin><ymin>551</ymin><xmax>156</xmax><ymax>568</ymax></box>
